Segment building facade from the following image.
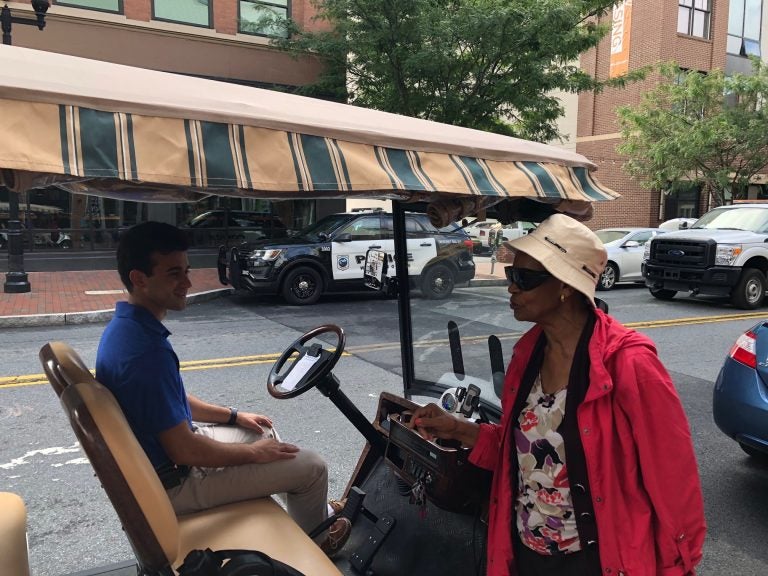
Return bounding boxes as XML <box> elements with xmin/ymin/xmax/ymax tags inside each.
<box><xmin>0</xmin><ymin>0</ymin><xmax>346</xmax><ymax>251</ymax></box>
<box><xmin>575</xmin><ymin>0</ymin><xmax>760</xmax><ymax>230</ymax></box>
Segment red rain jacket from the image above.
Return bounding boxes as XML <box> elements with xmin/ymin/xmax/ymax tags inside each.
<box><xmin>469</xmin><ymin>309</ymin><xmax>705</xmax><ymax>576</ymax></box>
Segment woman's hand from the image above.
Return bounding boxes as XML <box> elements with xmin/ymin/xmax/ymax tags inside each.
<box><xmin>407</xmin><ymin>403</ymin><xmax>479</xmax><ymax>447</ymax></box>
<box><xmin>236</xmin><ymin>412</ymin><xmax>273</xmax><ymax>435</ymax></box>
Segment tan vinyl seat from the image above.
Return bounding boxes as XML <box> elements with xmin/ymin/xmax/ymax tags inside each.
<box><xmin>40</xmin><ymin>341</ymin><xmax>97</xmax><ymax>396</ymax></box>
<box><xmin>0</xmin><ymin>492</ymin><xmax>31</xmax><ymax>576</ymax></box>
<box><xmin>42</xmin><ymin>342</ymin><xmax>341</xmax><ymax>576</ymax></box>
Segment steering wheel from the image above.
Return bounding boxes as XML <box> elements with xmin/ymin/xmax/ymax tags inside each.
<box><xmin>268</xmin><ymin>325</ymin><xmax>346</xmax><ymax>399</ymax></box>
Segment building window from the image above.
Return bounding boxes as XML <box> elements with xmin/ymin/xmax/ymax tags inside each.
<box><xmin>665</xmin><ymin>182</ymin><xmax>701</xmax><ymax>219</ymax></box>
<box><xmin>55</xmin><ymin>0</ymin><xmax>121</xmax><ymax>12</ymax></box>
<box><xmin>728</xmin><ymin>0</ymin><xmax>762</xmax><ymax>56</ymax></box>
<box><xmin>678</xmin><ymin>0</ymin><xmax>711</xmax><ymax>38</ymax></box>
<box><xmin>153</xmin><ymin>0</ymin><xmax>212</xmax><ymax>28</ymax></box>
<box><xmin>239</xmin><ymin>0</ymin><xmax>289</xmax><ymax>38</ymax></box>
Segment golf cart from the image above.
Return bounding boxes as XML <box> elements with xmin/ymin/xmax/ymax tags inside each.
<box><xmin>0</xmin><ymin>45</ymin><xmax>616</xmax><ymax>576</ymax></box>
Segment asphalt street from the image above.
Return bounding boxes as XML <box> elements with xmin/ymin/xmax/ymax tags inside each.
<box><xmin>1</xmin><ymin>284</ymin><xmax>767</xmax><ymax>575</ymax></box>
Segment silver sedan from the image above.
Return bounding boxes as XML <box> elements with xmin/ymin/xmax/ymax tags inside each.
<box><xmin>596</xmin><ymin>227</ymin><xmax>667</xmax><ymax>290</ymax></box>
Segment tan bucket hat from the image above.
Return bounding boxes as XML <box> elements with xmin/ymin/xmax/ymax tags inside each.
<box><xmin>503</xmin><ymin>213</ymin><xmax>607</xmax><ymax>306</ymax></box>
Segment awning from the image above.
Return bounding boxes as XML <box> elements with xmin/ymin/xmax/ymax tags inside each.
<box><xmin>0</xmin><ymin>45</ymin><xmax>618</xmax><ymax>209</ymax></box>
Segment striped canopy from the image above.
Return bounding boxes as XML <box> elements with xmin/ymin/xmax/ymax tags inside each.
<box><xmin>0</xmin><ymin>45</ymin><xmax>617</xmax><ymax>209</ymax></box>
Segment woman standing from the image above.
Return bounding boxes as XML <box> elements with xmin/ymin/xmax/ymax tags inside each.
<box><xmin>409</xmin><ymin>213</ymin><xmax>705</xmax><ymax>576</ymax></box>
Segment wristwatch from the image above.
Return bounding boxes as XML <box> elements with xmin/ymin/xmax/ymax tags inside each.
<box><xmin>226</xmin><ymin>407</ymin><xmax>238</xmax><ymax>426</ymax></box>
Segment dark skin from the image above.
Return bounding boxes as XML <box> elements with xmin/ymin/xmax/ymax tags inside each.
<box><xmin>408</xmin><ymin>251</ymin><xmax>591</xmax><ymax>445</ymax></box>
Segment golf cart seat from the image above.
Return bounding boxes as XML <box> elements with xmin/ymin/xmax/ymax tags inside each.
<box><xmin>0</xmin><ymin>492</ymin><xmax>31</xmax><ymax>576</ymax></box>
<box><xmin>40</xmin><ymin>341</ymin><xmax>97</xmax><ymax>396</ymax></box>
<box><xmin>41</xmin><ymin>342</ymin><xmax>341</xmax><ymax>576</ymax></box>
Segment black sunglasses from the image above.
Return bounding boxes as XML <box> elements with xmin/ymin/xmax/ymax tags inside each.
<box><xmin>504</xmin><ymin>266</ymin><xmax>554</xmax><ymax>291</ymax></box>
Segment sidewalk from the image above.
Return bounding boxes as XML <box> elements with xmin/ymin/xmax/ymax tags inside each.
<box><xmin>0</xmin><ymin>260</ymin><xmax>507</xmax><ymax>328</ymax></box>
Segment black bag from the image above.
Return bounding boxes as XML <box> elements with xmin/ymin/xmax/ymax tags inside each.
<box><xmin>177</xmin><ymin>548</ymin><xmax>307</xmax><ymax>576</ymax></box>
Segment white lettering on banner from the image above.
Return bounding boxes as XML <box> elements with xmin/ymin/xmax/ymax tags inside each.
<box><xmin>611</xmin><ymin>3</ymin><xmax>625</xmax><ymax>54</ymax></box>
<box><xmin>609</xmin><ymin>0</ymin><xmax>632</xmax><ymax>78</ymax></box>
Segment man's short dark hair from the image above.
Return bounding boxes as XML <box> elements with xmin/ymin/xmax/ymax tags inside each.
<box><xmin>117</xmin><ymin>222</ymin><xmax>189</xmax><ymax>292</ymax></box>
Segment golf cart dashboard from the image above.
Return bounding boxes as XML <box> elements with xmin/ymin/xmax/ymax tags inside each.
<box><xmin>374</xmin><ymin>393</ymin><xmax>490</xmax><ymax>515</ymax></box>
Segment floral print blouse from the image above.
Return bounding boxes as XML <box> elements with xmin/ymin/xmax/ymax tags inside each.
<box><xmin>514</xmin><ymin>375</ymin><xmax>581</xmax><ymax>555</ymax></box>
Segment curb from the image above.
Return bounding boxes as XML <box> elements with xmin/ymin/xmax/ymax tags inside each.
<box><xmin>0</xmin><ymin>280</ymin><xmax>507</xmax><ymax>329</ymax></box>
<box><xmin>469</xmin><ymin>278</ymin><xmax>507</xmax><ymax>288</ymax></box>
<box><xmin>0</xmin><ymin>287</ymin><xmax>234</xmax><ymax>329</ymax></box>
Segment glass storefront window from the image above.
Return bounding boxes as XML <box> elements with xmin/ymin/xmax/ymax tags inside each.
<box><xmin>56</xmin><ymin>0</ymin><xmax>122</xmax><ymax>12</ymax></box>
<box><xmin>153</xmin><ymin>0</ymin><xmax>212</xmax><ymax>27</ymax></box>
<box><xmin>2</xmin><ymin>187</ymin><xmax>321</xmax><ymax>252</ymax></box>
<box><xmin>239</xmin><ymin>0</ymin><xmax>289</xmax><ymax>37</ymax></box>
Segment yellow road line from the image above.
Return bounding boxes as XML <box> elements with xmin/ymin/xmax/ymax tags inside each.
<box><xmin>625</xmin><ymin>311</ymin><xmax>767</xmax><ymax>329</ymax></box>
<box><xmin>1</xmin><ymin>311</ymin><xmax>765</xmax><ymax>390</ymax></box>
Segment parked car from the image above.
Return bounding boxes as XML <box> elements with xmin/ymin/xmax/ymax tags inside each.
<box><xmin>659</xmin><ymin>217</ymin><xmax>697</xmax><ymax>231</ymax></box>
<box><xmin>487</xmin><ymin>221</ymin><xmax>536</xmax><ymax>249</ymax></box>
<box><xmin>34</xmin><ymin>231</ymin><xmax>73</xmax><ymax>249</ymax></box>
<box><xmin>456</xmin><ymin>218</ymin><xmax>499</xmax><ymax>253</ymax></box>
<box><xmin>219</xmin><ymin>210</ymin><xmax>476</xmax><ymax>305</ymax></box>
<box><xmin>713</xmin><ymin>323</ymin><xmax>768</xmax><ymax>461</ymax></box>
<box><xmin>456</xmin><ymin>219</ymin><xmax>536</xmax><ymax>253</ymax></box>
<box><xmin>596</xmin><ymin>227</ymin><xmax>667</xmax><ymax>290</ymax></box>
<box><xmin>0</xmin><ymin>230</ymin><xmax>72</xmax><ymax>249</ymax></box>
<box><xmin>643</xmin><ymin>204</ymin><xmax>768</xmax><ymax>309</ymax></box>
<box><xmin>182</xmin><ymin>210</ymin><xmax>288</xmax><ymax>246</ymax></box>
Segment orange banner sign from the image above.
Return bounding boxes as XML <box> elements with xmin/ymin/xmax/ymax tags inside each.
<box><xmin>609</xmin><ymin>0</ymin><xmax>633</xmax><ymax>78</ymax></box>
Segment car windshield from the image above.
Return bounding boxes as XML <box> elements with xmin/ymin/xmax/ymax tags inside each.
<box><xmin>692</xmin><ymin>207</ymin><xmax>768</xmax><ymax>232</ymax></box>
<box><xmin>439</xmin><ymin>223</ymin><xmax>466</xmax><ymax>235</ymax></box>
<box><xmin>187</xmin><ymin>212</ymin><xmax>224</xmax><ymax>227</ymax></box>
<box><xmin>596</xmin><ymin>230</ymin><xmax>629</xmax><ymax>244</ymax></box>
<box><xmin>298</xmin><ymin>214</ymin><xmax>356</xmax><ymax>241</ymax></box>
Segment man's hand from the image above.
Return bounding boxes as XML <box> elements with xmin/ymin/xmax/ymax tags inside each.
<box><xmin>236</xmin><ymin>412</ymin><xmax>273</xmax><ymax>434</ymax></box>
<box><xmin>249</xmin><ymin>438</ymin><xmax>300</xmax><ymax>463</ymax></box>
<box><xmin>160</xmin><ymin>421</ymin><xmax>299</xmax><ymax>468</ymax></box>
<box><xmin>408</xmin><ymin>403</ymin><xmax>480</xmax><ymax>447</ymax></box>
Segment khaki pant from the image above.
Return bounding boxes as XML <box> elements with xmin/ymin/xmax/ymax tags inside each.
<box><xmin>167</xmin><ymin>424</ymin><xmax>329</xmax><ymax>540</ymax></box>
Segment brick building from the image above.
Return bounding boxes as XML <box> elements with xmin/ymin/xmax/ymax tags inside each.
<box><xmin>14</xmin><ymin>0</ymin><xmax>325</xmax><ymax>88</ymax></box>
<box><xmin>576</xmin><ymin>0</ymin><xmax>751</xmax><ymax>230</ymax></box>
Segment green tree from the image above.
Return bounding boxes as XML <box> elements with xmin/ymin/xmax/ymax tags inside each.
<box><xmin>273</xmin><ymin>0</ymin><xmax>639</xmax><ymax>142</ymax></box>
<box><xmin>617</xmin><ymin>61</ymin><xmax>768</xmax><ymax>207</ymax></box>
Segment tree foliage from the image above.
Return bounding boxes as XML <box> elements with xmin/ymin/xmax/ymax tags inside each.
<box><xmin>617</xmin><ymin>60</ymin><xmax>768</xmax><ymax>207</ymax></box>
<box><xmin>274</xmin><ymin>0</ymin><xmax>640</xmax><ymax>142</ymax></box>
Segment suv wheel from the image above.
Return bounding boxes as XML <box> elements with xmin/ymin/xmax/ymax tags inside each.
<box><xmin>598</xmin><ymin>263</ymin><xmax>618</xmax><ymax>291</ymax></box>
<box><xmin>649</xmin><ymin>287</ymin><xmax>676</xmax><ymax>300</ymax></box>
<box><xmin>282</xmin><ymin>266</ymin><xmax>323</xmax><ymax>306</ymax></box>
<box><xmin>739</xmin><ymin>442</ymin><xmax>768</xmax><ymax>461</ymax></box>
<box><xmin>731</xmin><ymin>268</ymin><xmax>766</xmax><ymax>309</ymax></box>
<box><xmin>421</xmin><ymin>264</ymin><xmax>455</xmax><ymax>299</ymax></box>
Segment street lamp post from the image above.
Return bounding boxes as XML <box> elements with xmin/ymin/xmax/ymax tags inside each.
<box><xmin>1</xmin><ymin>0</ymin><xmax>50</xmax><ymax>294</ymax></box>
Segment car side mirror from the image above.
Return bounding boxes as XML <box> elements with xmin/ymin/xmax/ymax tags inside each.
<box><xmin>333</xmin><ymin>233</ymin><xmax>352</xmax><ymax>242</ymax></box>
<box><xmin>623</xmin><ymin>240</ymin><xmax>641</xmax><ymax>248</ymax></box>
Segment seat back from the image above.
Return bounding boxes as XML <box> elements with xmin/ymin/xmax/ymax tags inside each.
<box><xmin>39</xmin><ymin>341</ymin><xmax>97</xmax><ymax>396</ymax></box>
<box><xmin>59</xmin><ymin>380</ymin><xmax>180</xmax><ymax>573</ymax></box>
<box><xmin>0</xmin><ymin>492</ymin><xmax>31</xmax><ymax>576</ymax></box>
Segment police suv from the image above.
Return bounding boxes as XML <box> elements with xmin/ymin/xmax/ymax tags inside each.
<box><xmin>218</xmin><ymin>210</ymin><xmax>476</xmax><ymax>305</ymax></box>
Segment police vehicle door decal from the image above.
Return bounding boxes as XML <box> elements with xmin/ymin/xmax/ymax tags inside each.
<box><xmin>331</xmin><ymin>215</ymin><xmax>389</xmax><ymax>282</ymax></box>
<box><xmin>329</xmin><ymin>215</ymin><xmax>439</xmax><ymax>282</ymax></box>
<box><xmin>336</xmin><ymin>255</ymin><xmax>350</xmax><ymax>271</ymax></box>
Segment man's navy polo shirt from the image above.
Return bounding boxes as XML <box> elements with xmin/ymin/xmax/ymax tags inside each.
<box><xmin>96</xmin><ymin>301</ymin><xmax>192</xmax><ymax>470</ymax></box>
